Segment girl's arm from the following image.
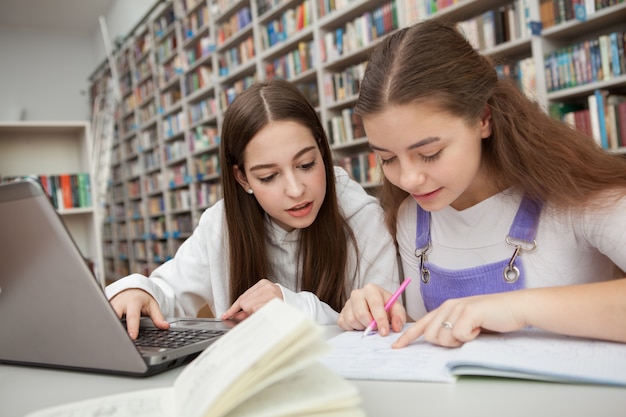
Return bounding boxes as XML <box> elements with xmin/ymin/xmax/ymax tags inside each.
<box><xmin>106</xmin><ymin>203</ymin><xmax>224</xmax><ymax>318</ymax></box>
<box><xmin>394</xmin><ymin>278</ymin><xmax>626</xmax><ymax>348</ymax></box>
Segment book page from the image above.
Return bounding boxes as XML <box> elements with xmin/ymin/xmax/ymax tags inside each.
<box><xmin>449</xmin><ymin>329</ymin><xmax>626</xmax><ymax>386</ymax></box>
<box><xmin>24</xmin><ymin>388</ymin><xmax>174</xmax><ymax>417</ymax></box>
<box><xmin>226</xmin><ymin>363</ymin><xmax>364</xmax><ymax>417</ymax></box>
<box><xmin>322</xmin><ymin>326</ymin><xmax>626</xmax><ymax>386</ymax></box>
<box><xmin>173</xmin><ymin>299</ymin><xmax>325</xmax><ymax>417</ymax></box>
<box><xmin>319</xmin><ymin>325</ymin><xmax>458</xmax><ymax>383</ymax></box>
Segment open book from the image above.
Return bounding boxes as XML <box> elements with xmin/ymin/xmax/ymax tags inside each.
<box><xmin>27</xmin><ymin>299</ymin><xmax>364</xmax><ymax>417</ymax></box>
<box><xmin>320</xmin><ymin>325</ymin><xmax>626</xmax><ymax>386</ymax></box>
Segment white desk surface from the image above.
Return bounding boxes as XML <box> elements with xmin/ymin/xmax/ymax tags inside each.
<box><xmin>2</xmin><ymin>326</ymin><xmax>626</xmax><ymax>417</ymax></box>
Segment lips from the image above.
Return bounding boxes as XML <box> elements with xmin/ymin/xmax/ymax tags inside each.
<box><xmin>287</xmin><ymin>201</ymin><xmax>313</xmax><ymax>217</ymax></box>
<box><xmin>288</xmin><ymin>201</ymin><xmax>311</xmax><ymax>211</ymax></box>
<box><xmin>414</xmin><ymin>190</ymin><xmax>437</xmax><ymax>198</ymax></box>
<box><xmin>412</xmin><ymin>188</ymin><xmax>442</xmax><ymax>202</ymax></box>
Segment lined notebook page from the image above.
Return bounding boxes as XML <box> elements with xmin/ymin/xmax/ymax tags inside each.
<box><xmin>320</xmin><ymin>326</ymin><xmax>626</xmax><ymax>386</ymax></box>
<box><xmin>449</xmin><ymin>330</ymin><xmax>626</xmax><ymax>385</ymax></box>
<box><xmin>319</xmin><ymin>325</ymin><xmax>458</xmax><ymax>383</ymax></box>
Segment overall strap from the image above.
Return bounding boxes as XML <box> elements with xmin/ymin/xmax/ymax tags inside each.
<box><xmin>415</xmin><ymin>204</ymin><xmax>430</xmax><ymax>249</ymax></box>
<box><xmin>508</xmin><ymin>196</ymin><xmax>543</xmax><ymax>242</ymax></box>
<box><xmin>414</xmin><ymin>195</ymin><xmax>543</xmax><ymax>249</ymax></box>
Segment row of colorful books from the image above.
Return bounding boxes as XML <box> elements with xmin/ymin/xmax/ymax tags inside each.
<box><xmin>261</xmin><ymin>0</ymin><xmax>313</xmax><ymax>50</ymax></box>
<box><xmin>320</xmin><ymin>1</ymin><xmax>399</xmax><ymax>64</ymax></box>
<box><xmin>328</xmin><ymin>107</ymin><xmax>365</xmax><ymax>146</ymax></box>
<box><xmin>459</xmin><ymin>1</ymin><xmax>531</xmax><ymax>51</ymax></box>
<box><xmin>1</xmin><ymin>173</ymin><xmax>92</xmax><ymax>211</ymax></box>
<box><xmin>553</xmin><ymin>90</ymin><xmax>626</xmax><ymax>149</ymax></box>
<box><xmin>336</xmin><ymin>151</ymin><xmax>381</xmax><ymax>186</ymax></box>
<box><xmin>545</xmin><ymin>31</ymin><xmax>625</xmax><ymax>92</ymax></box>
<box><xmin>540</xmin><ymin>0</ymin><xmax>624</xmax><ymax>30</ymax></box>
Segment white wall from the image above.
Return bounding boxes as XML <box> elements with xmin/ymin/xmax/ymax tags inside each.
<box><xmin>0</xmin><ymin>27</ymin><xmax>95</xmax><ymax>121</ymax></box>
<box><xmin>92</xmin><ymin>0</ymin><xmax>158</xmax><ymax>71</ymax></box>
<box><xmin>0</xmin><ymin>0</ymin><xmax>157</xmax><ymax>122</ymax></box>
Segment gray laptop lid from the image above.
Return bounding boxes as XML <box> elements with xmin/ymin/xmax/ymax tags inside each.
<box><xmin>0</xmin><ymin>179</ymin><xmax>230</xmax><ymax>376</ymax></box>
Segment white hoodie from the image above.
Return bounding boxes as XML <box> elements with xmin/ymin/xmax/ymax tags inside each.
<box><xmin>105</xmin><ymin>167</ymin><xmax>400</xmax><ymax>324</ymax></box>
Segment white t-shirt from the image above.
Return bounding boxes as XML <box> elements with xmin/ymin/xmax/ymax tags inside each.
<box><xmin>397</xmin><ymin>190</ymin><xmax>626</xmax><ymax>320</ymax></box>
<box><xmin>105</xmin><ymin>167</ymin><xmax>400</xmax><ymax>324</ymax></box>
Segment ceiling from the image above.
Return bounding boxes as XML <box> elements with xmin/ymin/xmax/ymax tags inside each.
<box><xmin>0</xmin><ymin>0</ymin><xmax>116</xmax><ymax>35</ymax></box>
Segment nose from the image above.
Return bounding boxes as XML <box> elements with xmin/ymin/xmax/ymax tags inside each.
<box><xmin>284</xmin><ymin>172</ymin><xmax>305</xmax><ymax>198</ymax></box>
<box><xmin>398</xmin><ymin>162</ymin><xmax>426</xmax><ymax>191</ymax></box>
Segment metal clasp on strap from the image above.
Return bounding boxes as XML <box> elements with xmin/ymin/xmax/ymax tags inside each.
<box><xmin>414</xmin><ymin>242</ymin><xmax>431</xmax><ymax>284</ymax></box>
<box><xmin>503</xmin><ymin>236</ymin><xmax>537</xmax><ymax>283</ymax></box>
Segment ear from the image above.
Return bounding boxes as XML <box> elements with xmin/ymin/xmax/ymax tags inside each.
<box><xmin>233</xmin><ymin>165</ymin><xmax>250</xmax><ymax>191</ymax></box>
<box><xmin>480</xmin><ymin>105</ymin><xmax>493</xmax><ymax>139</ymax></box>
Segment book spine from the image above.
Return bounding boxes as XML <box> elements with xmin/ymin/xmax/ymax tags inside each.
<box><xmin>618</xmin><ymin>102</ymin><xmax>626</xmax><ymax>148</ymax></box>
<box><xmin>70</xmin><ymin>174</ymin><xmax>79</xmax><ymax>208</ymax></box>
<box><xmin>594</xmin><ymin>90</ymin><xmax>609</xmax><ymax>149</ymax></box>
<box><xmin>588</xmin><ymin>93</ymin><xmax>601</xmax><ymax>147</ymax></box>
<box><xmin>608</xmin><ymin>32</ymin><xmax>620</xmax><ymax>77</ymax></box>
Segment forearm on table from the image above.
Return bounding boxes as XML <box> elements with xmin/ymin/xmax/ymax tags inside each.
<box><xmin>520</xmin><ymin>279</ymin><xmax>626</xmax><ymax>343</ymax></box>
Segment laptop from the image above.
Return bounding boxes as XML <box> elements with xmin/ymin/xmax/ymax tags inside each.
<box><xmin>0</xmin><ymin>178</ymin><xmax>235</xmax><ymax>376</ymax></box>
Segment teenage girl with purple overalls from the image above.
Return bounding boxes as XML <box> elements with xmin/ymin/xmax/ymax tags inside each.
<box><xmin>337</xmin><ymin>19</ymin><xmax>626</xmax><ymax>347</ymax></box>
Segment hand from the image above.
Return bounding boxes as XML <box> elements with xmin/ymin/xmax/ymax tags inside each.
<box><xmin>109</xmin><ymin>288</ymin><xmax>170</xmax><ymax>340</ymax></box>
<box><xmin>221</xmin><ymin>279</ymin><xmax>283</xmax><ymax>321</ymax></box>
<box><xmin>337</xmin><ymin>283</ymin><xmax>406</xmax><ymax>336</ymax></box>
<box><xmin>393</xmin><ymin>292</ymin><xmax>528</xmax><ymax>348</ymax></box>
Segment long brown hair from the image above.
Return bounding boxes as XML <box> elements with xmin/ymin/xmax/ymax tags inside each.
<box><xmin>220</xmin><ymin>78</ymin><xmax>358</xmax><ymax>311</ymax></box>
<box><xmin>355</xmin><ymin>19</ymin><xmax>626</xmax><ymax>238</ymax></box>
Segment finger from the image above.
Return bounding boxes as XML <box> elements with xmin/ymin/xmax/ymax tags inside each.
<box><xmin>448</xmin><ymin>313</ymin><xmax>482</xmax><ymax>343</ymax></box>
<box><xmin>109</xmin><ymin>298</ymin><xmax>126</xmax><ymax>320</ymax></box>
<box><xmin>389</xmin><ymin>302</ymin><xmax>407</xmax><ymax>333</ymax></box>
<box><xmin>347</xmin><ymin>291</ymin><xmax>372</xmax><ymax>329</ymax></box>
<box><xmin>146</xmin><ymin>302</ymin><xmax>170</xmax><ymax>330</ymax></box>
<box><xmin>437</xmin><ymin>320</ymin><xmax>464</xmax><ymax>348</ymax></box>
<box><xmin>124</xmin><ymin>304</ymin><xmax>142</xmax><ymax>340</ymax></box>
<box><xmin>221</xmin><ymin>299</ymin><xmax>242</xmax><ymax>320</ymax></box>
<box><xmin>424</xmin><ymin>304</ymin><xmax>464</xmax><ymax>348</ymax></box>
<box><xmin>392</xmin><ymin>319</ymin><xmax>427</xmax><ymax>348</ymax></box>
<box><xmin>222</xmin><ymin>279</ymin><xmax>277</xmax><ymax>319</ymax></box>
<box><xmin>365</xmin><ymin>288</ymin><xmax>394</xmax><ymax>336</ymax></box>
<box><xmin>237</xmin><ymin>284</ymin><xmax>282</xmax><ymax>315</ymax></box>
<box><xmin>231</xmin><ymin>311</ymin><xmax>249</xmax><ymax>322</ymax></box>
<box><xmin>338</xmin><ymin>299</ymin><xmax>364</xmax><ymax>330</ymax></box>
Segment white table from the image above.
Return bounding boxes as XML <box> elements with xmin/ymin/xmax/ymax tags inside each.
<box><xmin>2</xmin><ymin>327</ymin><xmax>626</xmax><ymax>417</ymax></box>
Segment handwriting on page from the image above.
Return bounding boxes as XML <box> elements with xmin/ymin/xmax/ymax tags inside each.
<box><xmin>319</xmin><ymin>327</ymin><xmax>458</xmax><ymax>382</ymax></box>
<box><xmin>26</xmin><ymin>388</ymin><xmax>173</xmax><ymax>417</ymax></box>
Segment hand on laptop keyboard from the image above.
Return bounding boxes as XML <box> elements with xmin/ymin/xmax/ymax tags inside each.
<box><xmin>109</xmin><ymin>288</ymin><xmax>170</xmax><ymax>339</ymax></box>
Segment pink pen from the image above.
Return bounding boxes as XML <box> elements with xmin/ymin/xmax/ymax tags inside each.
<box><xmin>362</xmin><ymin>277</ymin><xmax>412</xmax><ymax>338</ymax></box>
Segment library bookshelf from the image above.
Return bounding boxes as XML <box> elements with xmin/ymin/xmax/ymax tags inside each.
<box><xmin>88</xmin><ymin>0</ymin><xmax>626</xmax><ymax>284</ymax></box>
<box><xmin>0</xmin><ymin>121</ymin><xmax>105</xmax><ymax>287</ymax></box>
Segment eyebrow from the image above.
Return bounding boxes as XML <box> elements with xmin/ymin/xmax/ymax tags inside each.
<box><xmin>248</xmin><ymin>146</ymin><xmax>318</xmax><ymax>172</ymax></box>
<box><xmin>370</xmin><ymin>136</ymin><xmax>440</xmax><ymax>152</ymax></box>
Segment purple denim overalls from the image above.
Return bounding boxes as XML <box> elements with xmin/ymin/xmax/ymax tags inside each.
<box><xmin>415</xmin><ymin>196</ymin><xmax>542</xmax><ymax>312</ymax></box>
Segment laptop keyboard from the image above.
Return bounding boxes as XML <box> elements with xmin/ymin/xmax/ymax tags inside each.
<box><xmin>134</xmin><ymin>328</ymin><xmax>226</xmax><ymax>349</ymax></box>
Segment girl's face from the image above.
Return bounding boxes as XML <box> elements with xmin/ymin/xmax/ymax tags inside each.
<box><xmin>364</xmin><ymin>101</ymin><xmax>493</xmax><ymax>211</ymax></box>
<box><xmin>234</xmin><ymin>120</ymin><xmax>327</xmax><ymax>232</ymax></box>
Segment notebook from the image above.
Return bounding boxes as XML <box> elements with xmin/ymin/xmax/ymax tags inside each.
<box><xmin>0</xmin><ymin>178</ymin><xmax>234</xmax><ymax>376</ymax></box>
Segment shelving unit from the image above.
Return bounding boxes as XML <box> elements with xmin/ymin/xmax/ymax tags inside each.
<box><xmin>0</xmin><ymin>121</ymin><xmax>105</xmax><ymax>287</ymax></box>
<box><xmin>89</xmin><ymin>0</ymin><xmax>626</xmax><ymax>284</ymax></box>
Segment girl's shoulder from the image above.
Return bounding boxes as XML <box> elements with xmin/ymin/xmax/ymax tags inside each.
<box><xmin>333</xmin><ymin>166</ymin><xmax>379</xmax><ymax>214</ymax></box>
<box><xmin>197</xmin><ymin>199</ymin><xmax>227</xmax><ymax>231</ymax></box>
